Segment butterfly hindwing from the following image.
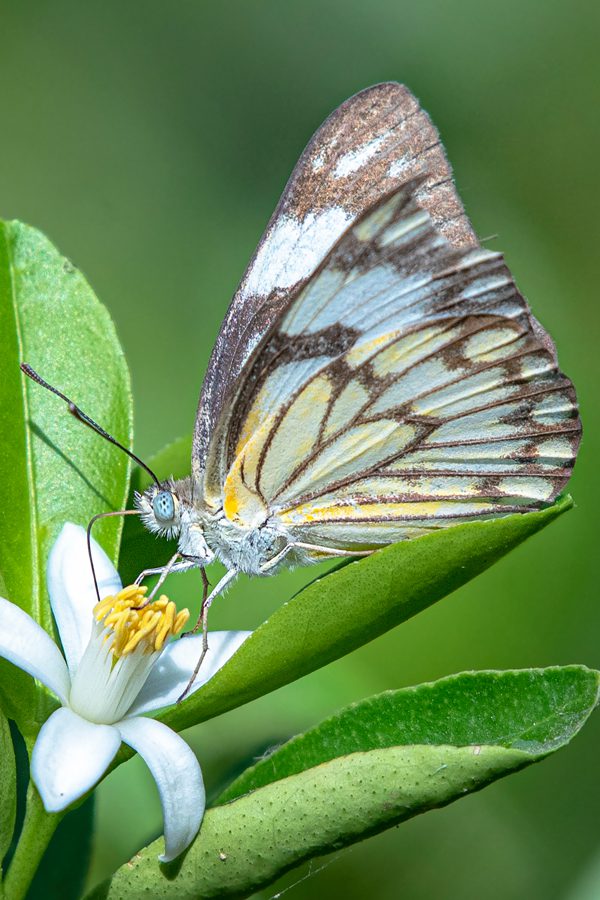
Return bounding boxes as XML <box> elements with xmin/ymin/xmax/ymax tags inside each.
<box><xmin>216</xmin><ymin>181</ymin><xmax>579</xmax><ymax>544</ymax></box>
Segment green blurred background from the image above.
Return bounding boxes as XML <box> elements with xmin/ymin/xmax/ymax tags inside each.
<box><xmin>1</xmin><ymin>1</ymin><xmax>599</xmax><ymax>897</ymax></box>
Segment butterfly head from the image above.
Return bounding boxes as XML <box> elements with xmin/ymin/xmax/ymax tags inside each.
<box><xmin>135</xmin><ymin>481</ymin><xmax>182</xmax><ymax>540</ymax></box>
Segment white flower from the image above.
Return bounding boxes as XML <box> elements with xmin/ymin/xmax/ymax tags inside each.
<box><xmin>0</xmin><ymin>523</ymin><xmax>250</xmax><ymax>862</ymax></box>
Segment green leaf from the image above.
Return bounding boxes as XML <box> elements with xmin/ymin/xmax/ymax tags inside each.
<box><xmin>157</xmin><ymin>495</ymin><xmax>572</xmax><ymax>734</ymax></box>
<box><xmin>131</xmin><ymin>435</ymin><xmax>191</xmax><ymax>492</ymax></box>
<box><xmin>27</xmin><ymin>797</ymin><xmax>95</xmax><ymax>900</ymax></box>
<box><xmin>88</xmin><ymin>666</ymin><xmax>599</xmax><ymax>900</ymax></box>
<box><xmin>0</xmin><ymin>709</ymin><xmax>16</xmax><ymax>872</ymax></box>
<box><xmin>0</xmin><ymin>221</ymin><xmax>132</xmax><ymax>735</ymax></box>
<box><xmin>217</xmin><ymin>666</ymin><xmax>598</xmax><ymax>803</ymax></box>
<box><xmin>119</xmin><ymin>435</ymin><xmax>191</xmax><ymax>583</ymax></box>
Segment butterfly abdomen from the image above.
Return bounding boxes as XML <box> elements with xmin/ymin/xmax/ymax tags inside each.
<box><xmin>202</xmin><ymin>515</ymin><xmax>291</xmax><ymax>575</ymax></box>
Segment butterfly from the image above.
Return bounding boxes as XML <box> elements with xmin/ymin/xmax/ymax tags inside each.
<box><xmin>24</xmin><ymin>82</ymin><xmax>581</xmax><ymax>690</ymax></box>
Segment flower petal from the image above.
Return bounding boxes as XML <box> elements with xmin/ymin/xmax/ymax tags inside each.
<box><xmin>0</xmin><ymin>597</ymin><xmax>71</xmax><ymax>703</ymax></box>
<box><xmin>47</xmin><ymin>522</ymin><xmax>122</xmax><ymax>674</ymax></box>
<box><xmin>31</xmin><ymin>707</ymin><xmax>120</xmax><ymax>812</ymax></box>
<box><xmin>127</xmin><ymin>630</ymin><xmax>251</xmax><ymax>715</ymax></box>
<box><xmin>117</xmin><ymin>716</ymin><xmax>205</xmax><ymax>862</ymax></box>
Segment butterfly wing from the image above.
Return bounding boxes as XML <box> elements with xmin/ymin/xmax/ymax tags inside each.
<box><xmin>213</xmin><ymin>181</ymin><xmax>580</xmax><ymax>547</ymax></box>
<box><xmin>194</xmin><ymin>82</ymin><xmax>478</xmax><ymax>492</ymax></box>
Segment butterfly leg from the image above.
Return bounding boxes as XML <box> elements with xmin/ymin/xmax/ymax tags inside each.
<box><xmin>177</xmin><ymin>568</ymin><xmax>239</xmax><ymax>703</ymax></box>
<box><xmin>292</xmin><ymin>542</ymin><xmax>374</xmax><ymax>559</ymax></box>
<box><xmin>134</xmin><ymin>553</ymin><xmax>197</xmax><ymax>606</ymax></box>
<box><xmin>187</xmin><ymin>568</ymin><xmax>239</xmax><ymax>635</ymax></box>
<box><xmin>258</xmin><ymin>541</ymin><xmax>298</xmax><ymax>573</ymax></box>
<box><xmin>200</xmin><ymin>565</ymin><xmax>210</xmax><ymax>606</ymax></box>
<box><xmin>259</xmin><ymin>541</ymin><xmax>373</xmax><ymax>574</ymax></box>
<box><xmin>134</xmin><ymin>556</ymin><xmax>197</xmax><ymax>586</ymax></box>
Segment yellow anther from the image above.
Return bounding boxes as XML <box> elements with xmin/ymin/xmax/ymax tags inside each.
<box><xmin>119</xmin><ymin>584</ymin><xmax>149</xmax><ymax>601</ymax></box>
<box><xmin>154</xmin><ymin>599</ymin><xmax>176</xmax><ymax>652</ymax></box>
<box><xmin>153</xmin><ymin>596</ymin><xmax>169</xmax><ymax>610</ymax></box>
<box><xmin>174</xmin><ymin>609</ymin><xmax>190</xmax><ymax>633</ymax></box>
<box><xmin>94</xmin><ymin>585</ymin><xmax>148</xmax><ymax>622</ymax></box>
<box><xmin>93</xmin><ymin>585</ymin><xmax>189</xmax><ymax>659</ymax></box>
<box><xmin>123</xmin><ymin>612</ymin><xmax>161</xmax><ymax>655</ymax></box>
<box><xmin>104</xmin><ymin>609</ymin><xmax>131</xmax><ymax>631</ymax></box>
<box><xmin>94</xmin><ymin>596</ymin><xmax>114</xmax><ymax>621</ymax></box>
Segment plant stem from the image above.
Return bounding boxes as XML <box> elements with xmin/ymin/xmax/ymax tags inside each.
<box><xmin>3</xmin><ymin>782</ymin><xmax>61</xmax><ymax>900</ymax></box>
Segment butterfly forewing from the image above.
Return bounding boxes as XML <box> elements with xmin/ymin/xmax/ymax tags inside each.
<box><xmin>194</xmin><ymin>82</ymin><xmax>479</xmax><ymax>492</ymax></box>
<box><xmin>213</xmin><ymin>177</ymin><xmax>579</xmax><ymax>546</ymax></box>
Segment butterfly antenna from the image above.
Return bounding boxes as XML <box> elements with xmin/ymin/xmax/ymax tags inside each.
<box><xmin>20</xmin><ymin>363</ymin><xmax>161</xmax><ymax>486</ymax></box>
<box><xmin>87</xmin><ymin>510</ymin><xmax>142</xmax><ymax>603</ymax></box>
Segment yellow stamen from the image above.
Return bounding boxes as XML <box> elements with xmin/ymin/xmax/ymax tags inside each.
<box><xmin>94</xmin><ymin>585</ymin><xmax>148</xmax><ymax>621</ymax></box>
<box><xmin>174</xmin><ymin>609</ymin><xmax>191</xmax><ymax>633</ymax></box>
<box><xmin>154</xmin><ymin>598</ymin><xmax>175</xmax><ymax>652</ymax></box>
<box><xmin>94</xmin><ymin>585</ymin><xmax>189</xmax><ymax>659</ymax></box>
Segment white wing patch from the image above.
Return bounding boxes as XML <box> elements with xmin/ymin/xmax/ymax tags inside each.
<box><xmin>333</xmin><ymin>134</ymin><xmax>388</xmax><ymax>178</ymax></box>
<box><xmin>242</xmin><ymin>207</ymin><xmax>352</xmax><ymax>300</ymax></box>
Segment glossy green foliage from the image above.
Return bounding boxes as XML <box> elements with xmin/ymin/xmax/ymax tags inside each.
<box><xmin>218</xmin><ymin>666</ymin><xmax>597</xmax><ymax>803</ymax></box>
<box><xmin>89</xmin><ymin>666</ymin><xmax>599</xmax><ymax>900</ymax></box>
<box><xmin>0</xmin><ymin>221</ymin><xmax>132</xmax><ymax>735</ymax></box>
<box><xmin>0</xmin><ymin>710</ymin><xmax>16</xmax><ymax>872</ymax></box>
<box><xmin>28</xmin><ymin>797</ymin><xmax>95</xmax><ymax>900</ymax></box>
<box><xmin>3</xmin><ymin>724</ymin><xmax>94</xmax><ymax>900</ymax></box>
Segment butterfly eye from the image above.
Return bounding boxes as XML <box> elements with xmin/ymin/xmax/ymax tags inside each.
<box><xmin>153</xmin><ymin>490</ymin><xmax>175</xmax><ymax>523</ymax></box>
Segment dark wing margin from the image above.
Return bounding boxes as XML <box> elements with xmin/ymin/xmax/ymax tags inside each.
<box><xmin>193</xmin><ymin>82</ymin><xmax>478</xmax><ymax>488</ymax></box>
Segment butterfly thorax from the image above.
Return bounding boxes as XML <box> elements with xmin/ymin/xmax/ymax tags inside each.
<box><xmin>201</xmin><ymin>511</ymin><xmax>290</xmax><ymax>575</ymax></box>
<box><xmin>137</xmin><ymin>477</ymin><xmax>293</xmax><ymax>576</ymax></box>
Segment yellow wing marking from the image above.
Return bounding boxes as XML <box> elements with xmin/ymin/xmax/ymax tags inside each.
<box><xmin>370</xmin><ymin>323</ymin><xmax>461</xmax><ymax>378</ymax></box>
<box><xmin>223</xmin><ymin>438</ymin><xmax>269</xmax><ymax>526</ymax></box>
<box><xmin>344</xmin><ymin>330</ymin><xmax>398</xmax><ymax>368</ymax></box>
<box><xmin>233</xmin><ymin>382</ymin><xmax>272</xmax><ymax>459</ymax></box>
<box><xmin>224</xmin><ymin>374</ymin><xmax>333</xmax><ymax>526</ymax></box>
<box><xmin>280</xmin><ymin>498</ymin><xmax>481</xmax><ymax>527</ymax></box>
<box><xmin>461</xmin><ymin>326</ymin><xmax>525</xmax><ymax>363</ymax></box>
